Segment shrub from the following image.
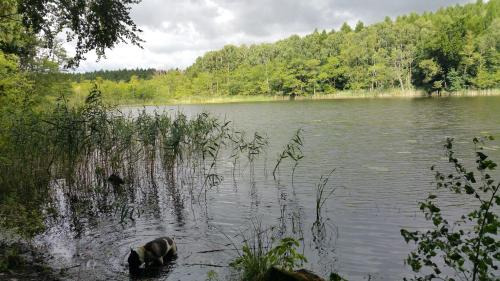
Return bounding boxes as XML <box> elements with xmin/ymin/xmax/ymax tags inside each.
<box><xmin>401</xmin><ymin>136</ymin><xmax>499</xmax><ymax>281</ymax></box>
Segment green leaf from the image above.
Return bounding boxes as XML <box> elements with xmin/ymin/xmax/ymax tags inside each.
<box><xmin>464</xmin><ymin>185</ymin><xmax>474</xmax><ymax>194</ymax></box>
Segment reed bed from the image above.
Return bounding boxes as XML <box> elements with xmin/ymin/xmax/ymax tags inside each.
<box><xmin>0</xmin><ymin>87</ymin><xmax>268</xmax><ymax>238</ymax></box>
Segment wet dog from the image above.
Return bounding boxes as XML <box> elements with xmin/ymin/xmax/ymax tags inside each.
<box><xmin>128</xmin><ymin>237</ymin><xmax>177</xmax><ymax>274</ymax></box>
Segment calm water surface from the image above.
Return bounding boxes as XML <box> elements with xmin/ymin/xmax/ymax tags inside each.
<box><xmin>40</xmin><ymin>96</ymin><xmax>500</xmax><ymax>281</ymax></box>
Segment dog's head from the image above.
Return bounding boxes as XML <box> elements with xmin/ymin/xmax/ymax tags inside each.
<box><xmin>128</xmin><ymin>249</ymin><xmax>142</xmax><ymax>273</ymax></box>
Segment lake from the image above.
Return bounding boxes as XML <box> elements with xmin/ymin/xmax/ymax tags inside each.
<box><xmin>39</xmin><ymin>96</ymin><xmax>500</xmax><ymax>281</ymax></box>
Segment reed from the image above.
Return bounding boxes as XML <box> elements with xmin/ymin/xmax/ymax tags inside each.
<box><xmin>272</xmin><ymin>129</ymin><xmax>304</xmax><ymax>181</ymax></box>
<box><xmin>0</xmin><ymin>86</ymin><xmax>263</xmax><ymax>238</ymax></box>
<box><xmin>313</xmin><ymin>169</ymin><xmax>336</xmax><ymax>227</ymax></box>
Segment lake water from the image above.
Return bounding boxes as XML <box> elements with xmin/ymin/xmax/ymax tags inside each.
<box><xmin>40</xmin><ymin>96</ymin><xmax>500</xmax><ymax>281</ymax></box>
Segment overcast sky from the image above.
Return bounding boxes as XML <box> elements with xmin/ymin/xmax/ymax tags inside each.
<box><xmin>73</xmin><ymin>0</ymin><xmax>473</xmax><ymax>72</ymax></box>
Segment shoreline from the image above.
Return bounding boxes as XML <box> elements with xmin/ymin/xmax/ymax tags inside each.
<box><xmin>107</xmin><ymin>89</ymin><xmax>500</xmax><ymax>106</ymax></box>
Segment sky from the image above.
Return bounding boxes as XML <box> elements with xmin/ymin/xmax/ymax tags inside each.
<box><xmin>73</xmin><ymin>0</ymin><xmax>474</xmax><ymax>72</ymax></box>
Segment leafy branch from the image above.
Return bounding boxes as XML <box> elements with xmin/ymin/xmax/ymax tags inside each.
<box><xmin>401</xmin><ymin>136</ymin><xmax>500</xmax><ymax>281</ymax></box>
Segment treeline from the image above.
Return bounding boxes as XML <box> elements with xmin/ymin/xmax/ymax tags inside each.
<box><xmin>73</xmin><ymin>0</ymin><xmax>499</xmax><ymax>102</ymax></box>
<box><xmin>69</xmin><ymin>68</ymin><xmax>158</xmax><ymax>82</ymax></box>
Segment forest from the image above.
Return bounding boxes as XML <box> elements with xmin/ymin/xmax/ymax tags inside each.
<box><xmin>70</xmin><ymin>0</ymin><xmax>500</xmax><ymax>104</ymax></box>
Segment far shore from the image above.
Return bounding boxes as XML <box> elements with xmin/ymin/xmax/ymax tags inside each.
<box><xmin>104</xmin><ymin>88</ymin><xmax>500</xmax><ymax>106</ymax></box>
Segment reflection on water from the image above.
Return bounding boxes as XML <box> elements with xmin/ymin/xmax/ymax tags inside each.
<box><xmin>38</xmin><ymin>96</ymin><xmax>500</xmax><ymax>281</ymax></box>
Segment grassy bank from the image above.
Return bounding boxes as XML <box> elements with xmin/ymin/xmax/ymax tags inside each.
<box><xmin>70</xmin><ymin>86</ymin><xmax>500</xmax><ymax>106</ymax></box>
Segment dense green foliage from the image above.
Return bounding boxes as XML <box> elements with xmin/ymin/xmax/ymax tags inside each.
<box><xmin>0</xmin><ymin>0</ymin><xmax>142</xmax><ymax>67</ymax></box>
<box><xmin>72</xmin><ymin>0</ymin><xmax>499</xmax><ymax>103</ymax></box>
<box><xmin>401</xmin><ymin>137</ymin><xmax>499</xmax><ymax>281</ymax></box>
<box><xmin>0</xmin><ymin>0</ymin><xmax>142</xmax><ymax>242</ymax></box>
<box><xmin>0</xmin><ymin>0</ymin><xmax>142</xmax><ymax>107</ymax></box>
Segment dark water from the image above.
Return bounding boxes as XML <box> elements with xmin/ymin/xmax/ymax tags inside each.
<box><xmin>39</xmin><ymin>96</ymin><xmax>500</xmax><ymax>281</ymax></box>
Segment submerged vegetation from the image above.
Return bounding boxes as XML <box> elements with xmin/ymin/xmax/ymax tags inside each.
<box><xmin>71</xmin><ymin>0</ymin><xmax>499</xmax><ymax>105</ymax></box>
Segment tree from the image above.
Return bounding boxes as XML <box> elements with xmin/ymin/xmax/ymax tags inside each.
<box><xmin>354</xmin><ymin>21</ymin><xmax>365</xmax><ymax>32</ymax></box>
<box><xmin>340</xmin><ymin>22</ymin><xmax>352</xmax><ymax>33</ymax></box>
<box><xmin>1</xmin><ymin>0</ymin><xmax>143</xmax><ymax>67</ymax></box>
<box><xmin>446</xmin><ymin>68</ymin><xmax>465</xmax><ymax>91</ymax></box>
<box><xmin>459</xmin><ymin>32</ymin><xmax>481</xmax><ymax>86</ymax></box>
<box><xmin>0</xmin><ymin>51</ymin><xmax>32</xmax><ymax>110</ymax></box>
<box><xmin>389</xmin><ymin>22</ymin><xmax>417</xmax><ymax>91</ymax></box>
<box><xmin>418</xmin><ymin>59</ymin><xmax>443</xmax><ymax>93</ymax></box>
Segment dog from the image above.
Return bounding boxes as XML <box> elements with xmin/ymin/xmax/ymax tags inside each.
<box><xmin>128</xmin><ymin>237</ymin><xmax>177</xmax><ymax>274</ymax></box>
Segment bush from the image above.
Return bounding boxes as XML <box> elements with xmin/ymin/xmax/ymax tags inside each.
<box><xmin>401</xmin><ymin>136</ymin><xmax>499</xmax><ymax>281</ymax></box>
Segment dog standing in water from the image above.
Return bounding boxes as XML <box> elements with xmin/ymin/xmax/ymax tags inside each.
<box><xmin>128</xmin><ymin>237</ymin><xmax>177</xmax><ymax>274</ymax></box>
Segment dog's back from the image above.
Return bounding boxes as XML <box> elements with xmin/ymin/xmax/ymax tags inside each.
<box><xmin>129</xmin><ymin>236</ymin><xmax>177</xmax><ymax>274</ymax></box>
<box><xmin>143</xmin><ymin>237</ymin><xmax>177</xmax><ymax>262</ymax></box>
<box><xmin>161</xmin><ymin>237</ymin><xmax>177</xmax><ymax>255</ymax></box>
<box><xmin>144</xmin><ymin>238</ymin><xmax>168</xmax><ymax>258</ymax></box>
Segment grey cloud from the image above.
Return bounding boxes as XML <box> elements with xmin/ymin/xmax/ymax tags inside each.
<box><xmin>218</xmin><ymin>0</ymin><xmax>474</xmax><ymax>36</ymax></box>
<box><xmin>131</xmin><ymin>0</ymin><xmax>474</xmax><ymax>50</ymax></box>
<box><xmin>220</xmin><ymin>0</ymin><xmax>348</xmax><ymax>36</ymax></box>
<box><xmin>131</xmin><ymin>0</ymin><xmax>223</xmax><ymax>37</ymax></box>
<box><xmin>330</xmin><ymin>0</ymin><xmax>473</xmax><ymax>24</ymax></box>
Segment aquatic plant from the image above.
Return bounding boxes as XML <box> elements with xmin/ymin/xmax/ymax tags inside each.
<box><xmin>229</xmin><ymin>221</ymin><xmax>307</xmax><ymax>281</ymax></box>
<box><xmin>206</xmin><ymin>270</ymin><xmax>220</xmax><ymax>281</ymax></box>
<box><xmin>246</xmin><ymin>132</ymin><xmax>268</xmax><ymax>165</ymax></box>
<box><xmin>114</xmin><ymin>200</ymin><xmax>135</xmax><ymax>225</ymax></box>
<box><xmin>0</xmin><ymin>86</ymin><xmax>260</xmax><ymax>238</ymax></box>
<box><xmin>273</xmin><ymin>128</ymin><xmax>304</xmax><ymax>181</ymax></box>
<box><xmin>230</xmin><ymin>237</ymin><xmax>308</xmax><ymax>281</ymax></box>
<box><xmin>227</xmin><ymin>130</ymin><xmax>268</xmax><ymax>182</ymax></box>
<box><xmin>314</xmin><ymin>169</ymin><xmax>336</xmax><ymax>224</ymax></box>
<box><xmin>401</xmin><ymin>136</ymin><xmax>500</xmax><ymax>281</ymax></box>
